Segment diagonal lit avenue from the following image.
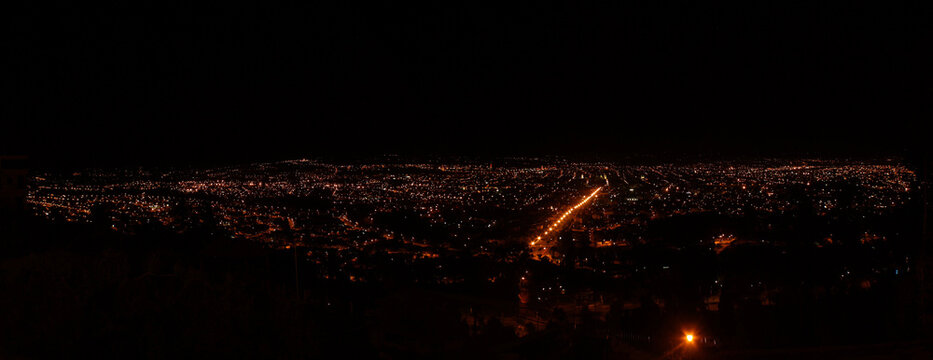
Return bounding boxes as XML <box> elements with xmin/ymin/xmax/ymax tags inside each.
<box><xmin>529</xmin><ymin>186</ymin><xmax>602</xmax><ymax>263</ymax></box>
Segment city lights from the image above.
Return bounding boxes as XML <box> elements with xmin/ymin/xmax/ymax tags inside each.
<box><xmin>529</xmin><ymin>187</ymin><xmax>602</xmax><ymax>262</ymax></box>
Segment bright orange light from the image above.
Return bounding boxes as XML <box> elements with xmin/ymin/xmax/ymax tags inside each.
<box><xmin>685</xmin><ymin>334</ymin><xmax>694</xmax><ymax>343</ymax></box>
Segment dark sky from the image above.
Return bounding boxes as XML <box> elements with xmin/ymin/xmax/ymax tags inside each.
<box><xmin>4</xmin><ymin>1</ymin><xmax>932</xmax><ymax>167</ymax></box>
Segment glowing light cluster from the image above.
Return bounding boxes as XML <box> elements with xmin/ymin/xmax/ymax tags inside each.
<box><xmin>530</xmin><ymin>187</ymin><xmax>601</xmax><ymax>247</ymax></box>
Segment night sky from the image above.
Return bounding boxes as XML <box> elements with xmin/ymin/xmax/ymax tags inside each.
<box><xmin>4</xmin><ymin>1</ymin><xmax>932</xmax><ymax>167</ymax></box>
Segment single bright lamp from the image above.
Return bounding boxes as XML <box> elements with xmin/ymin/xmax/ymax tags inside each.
<box><xmin>685</xmin><ymin>334</ymin><xmax>694</xmax><ymax>343</ymax></box>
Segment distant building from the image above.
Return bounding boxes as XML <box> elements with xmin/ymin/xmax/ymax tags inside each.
<box><xmin>0</xmin><ymin>156</ymin><xmax>28</xmax><ymax>214</ymax></box>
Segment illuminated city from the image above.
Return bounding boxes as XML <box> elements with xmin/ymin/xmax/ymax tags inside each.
<box><xmin>4</xmin><ymin>1</ymin><xmax>932</xmax><ymax>359</ymax></box>
<box><xmin>10</xmin><ymin>156</ymin><xmax>923</xmax><ymax>356</ymax></box>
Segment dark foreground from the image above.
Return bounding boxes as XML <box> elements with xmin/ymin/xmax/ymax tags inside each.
<box><xmin>2</xmin><ymin>215</ymin><xmax>932</xmax><ymax>359</ymax></box>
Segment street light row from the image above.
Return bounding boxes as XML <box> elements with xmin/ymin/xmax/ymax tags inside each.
<box><xmin>530</xmin><ymin>187</ymin><xmax>602</xmax><ymax>247</ymax></box>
